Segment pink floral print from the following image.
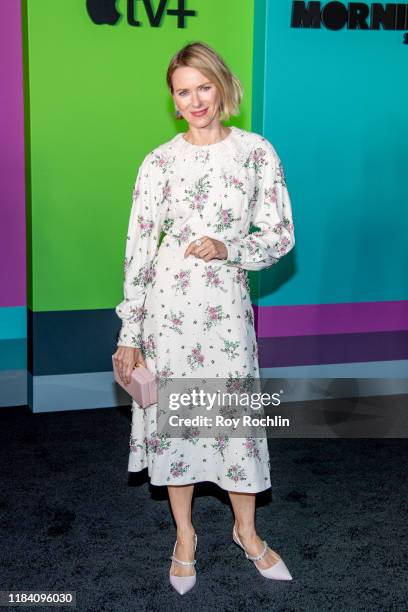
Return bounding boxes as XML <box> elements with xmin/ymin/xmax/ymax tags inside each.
<box><xmin>203</xmin><ymin>304</ymin><xmax>229</xmax><ymax>331</ymax></box>
<box><xmin>186</xmin><ymin>342</ymin><xmax>205</xmax><ymax>370</ymax></box>
<box><xmin>151</xmin><ymin>153</ymin><xmax>174</xmax><ymax>174</ymax></box>
<box><xmin>214</xmin><ymin>207</ymin><xmax>240</xmax><ymax>232</ymax></box>
<box><xmin>145</xmin><ymin>431</ymin><xmax>171</xmax><ymax>455</ymax></box>
<box><xmin>202</xmin><ymin>266</ymin><xmax>228</xmax><ymax>292</ymax></box>
<box><xmin>211</xmin><ymin>434</ymin><xmax>231</xmax><ymax>460</ymax></box>
<box><xmin>243</xmin><ymin>147</ymin><xmax>268</xmax><ymax>177</ymax></box>
<box><xmin>183</xmin><ymin>173</ymin><xmax>211</xmax><ymax>215</ymax></box>
<box><xmin>140</xmin><ymin>333</ymin><xmax>156</xmax><ymax>359</ymax></box>
<box><xmin>171</xmin><ymin>269</ymin><xmax>191</xmax><ymax>295</ymax></box>
<box><xmin>162</xmin><ymin>309</ymin><xmax>184</xmax><ymax>334</ymax></box>
<box><xmin>169</xmin><ymin>459</ymin><xmax>190</xmax><ymax>478</ymax></box>
<box><xmin>221</xmin><ymin>171</ymin><xmax>247</xmax><ymax>194</ymax></box>
<box><xmin>226</xmin><ymin>463</ymin><xmax>247</xmax><ymax>483</ymax></box>
<box><xmin>137</xmin><ymin>215</ymin><xmax>155</xmax><ymax>238</ymax></box>
<box><xmin>173</xmin><ymin>224</ymin><xmax>193</xmax><ymax>245</ymax></box>
<box><xmin>134</xmin><ymin>262</ymin><xmax>156</xmax><ymax>288</ymax></box>
<box><xmin>243</xmin><ymin>437</ymin><xmax>261</xmax><ymax>461</ymax></box>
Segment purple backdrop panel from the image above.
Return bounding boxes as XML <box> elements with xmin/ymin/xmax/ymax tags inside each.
<box><xmin>255</xmin><ymin>301</ymin><xmax>408</xmax><ymax>338</ymax></box>
<box><xmin>0</xmin><ymin>0</ymin><xmax>26</xmax><ymax>307</ymax></box>
<box><xmin>258</xmin><ymin>330</ymin><xmax>408</xmax><ymax>368</ymax></box>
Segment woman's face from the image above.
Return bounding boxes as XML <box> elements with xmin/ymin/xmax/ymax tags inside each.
<box><xmin>172</xmin><ymin>66</ymin><xmax>221</xmax><ymax>128</ymax></box>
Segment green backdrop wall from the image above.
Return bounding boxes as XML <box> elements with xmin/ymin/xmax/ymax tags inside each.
<box><xmin>25</xmin><ymin>0</ymin><xmax>255</xmax><ymax>312</ymax></box>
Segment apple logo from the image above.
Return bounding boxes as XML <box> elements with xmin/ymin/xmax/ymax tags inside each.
<box><xmin>86</xmin><ymin>0</ymin><xmax>121</xmax><ymax>25</ymax></box>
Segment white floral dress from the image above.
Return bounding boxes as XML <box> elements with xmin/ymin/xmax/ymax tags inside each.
<box><xmin>115</xmin><ymin>125</ymin><xmax>295</xmax><ymax>493</ymax></box>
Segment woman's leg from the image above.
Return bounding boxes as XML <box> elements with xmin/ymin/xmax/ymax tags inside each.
<box><xmin>168</xmin><ymin>484</ymin><xmax>196</xmax><ymax>577</ymax></box>
<box><xmin>228</xmin><ymin>491</ymin><xmax>281</xmax><ymax>569</ymax></box>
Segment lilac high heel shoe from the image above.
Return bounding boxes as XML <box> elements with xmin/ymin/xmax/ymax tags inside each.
<box><xmin>232</xmin><ymin>526</ymin><xmax>293</xmax><ymax>581</ymax></box>
<box><xmin>169</xmin><ymin>533</ymin><xmax>198</xmax><ymax>595</ymax></box>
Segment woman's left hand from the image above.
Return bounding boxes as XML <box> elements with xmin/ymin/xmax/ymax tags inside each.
<box><xmin>184</xmin><ymin>236</ymin><xmax>228</xmax><ymax>263</ymax></box>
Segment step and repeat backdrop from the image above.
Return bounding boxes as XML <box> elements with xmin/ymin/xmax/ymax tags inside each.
<box><xmin>1</xmin><ymin>0</ymin><xmax>407</xmax><ymax>411</ymax></box>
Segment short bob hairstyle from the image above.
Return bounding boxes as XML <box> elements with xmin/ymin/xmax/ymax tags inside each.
<box><xmin>166</xmin><ymin>41</ymin><xmax>243</xmax><ymax>122</ymax></box>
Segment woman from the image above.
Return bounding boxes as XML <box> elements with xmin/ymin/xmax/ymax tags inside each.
<box><xmin>113</xmin><ymin>41</ymin><xmax>295</xmax><ymax>594</ymax></box>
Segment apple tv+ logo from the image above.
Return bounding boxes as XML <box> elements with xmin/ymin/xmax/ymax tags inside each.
<box><xmin>86</xmin><ymin>0</ymin><xmax>197</xmax><ymax>28</ymax></box>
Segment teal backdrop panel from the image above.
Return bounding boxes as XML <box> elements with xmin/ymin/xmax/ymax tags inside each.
<box><xmin>259</xmin><ymin>0</ymin><xmax>408</xmax><ymax>307</ymax></box>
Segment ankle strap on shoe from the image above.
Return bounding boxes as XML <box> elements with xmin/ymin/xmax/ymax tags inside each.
<box><xmin>169</xmin><ymin>555</ymin><xmax>197</xmax><ymax>567</ymax></box>
<box><xmin>245</xmin><ymin>540</ymin><xmax>268</xmax><ymax>562</ymax></box>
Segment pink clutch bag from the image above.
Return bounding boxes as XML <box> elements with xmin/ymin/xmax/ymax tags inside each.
<box><xmin>112</xmin><ymin>355</ymin><xmax>157</xmax><ymax>408</ymax></box>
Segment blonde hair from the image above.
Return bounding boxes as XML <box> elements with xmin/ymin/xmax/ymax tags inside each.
<box><xmin>166</xmin><ymin>41</ymin><xmax>243</xmax><ymax>122</ymax></box>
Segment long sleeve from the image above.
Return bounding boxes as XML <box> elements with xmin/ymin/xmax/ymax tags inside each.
<box><xmin>115</xmin><ymin>154</ymin><xmax>162</xmax><ymax>348</ymax></box>
<box><xmin>222</xmin><ymin>139</ymin><xmax>295</xmax><ymax>271</ymax></box>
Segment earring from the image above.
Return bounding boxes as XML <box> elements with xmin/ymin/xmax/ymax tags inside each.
<box><xmin>175</xmin><ymin>107</ymin><xmax>183</xmax><ymax>120</ymax></box>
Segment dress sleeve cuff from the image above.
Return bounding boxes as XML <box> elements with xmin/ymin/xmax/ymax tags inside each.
<box><xmin>117</xmin><ymin>323</ymin><xmax>142</xmax><ymax>349</ymax></box>
<box><xmin>221</xmin><ymin>238</ymin><xmax>244</xmax><ymax>267</ymax></box>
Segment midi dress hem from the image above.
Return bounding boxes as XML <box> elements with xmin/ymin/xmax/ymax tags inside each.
<box><xmin>128</xmin><ymin>463</ymin><xmax>272</xmax><ymax>494</ymax></box>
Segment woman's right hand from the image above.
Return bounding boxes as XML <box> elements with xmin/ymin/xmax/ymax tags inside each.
<box><xmin>113</xmin><ymin>345</ymin><xmax>147</xmax><ymax>385</ymax></box>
